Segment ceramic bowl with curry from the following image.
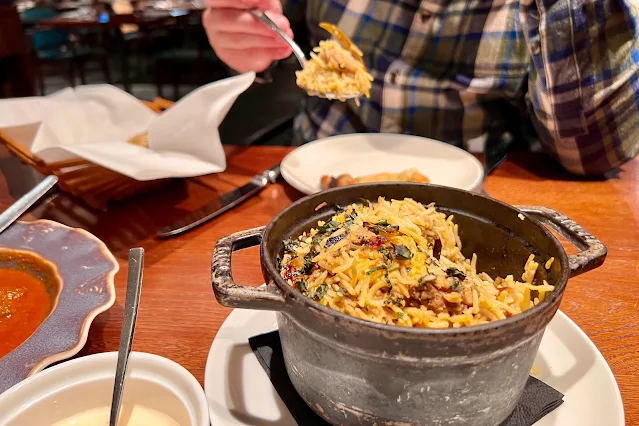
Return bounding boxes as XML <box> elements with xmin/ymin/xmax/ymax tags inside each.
<box><xmin>0</xmin><ymin>220</ymin><xmax>118</xmax><ymax>393</ymax></box>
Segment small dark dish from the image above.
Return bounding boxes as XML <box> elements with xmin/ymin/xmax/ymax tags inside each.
<box><xmin>0</xmin><ymin>220</ymin><xmax>118</xmax><ymax>394</ymax></box>
<box><xmin>212</xmin><ymin>183</ymin><xmax>606</xmax><ymax>426</ymax></box>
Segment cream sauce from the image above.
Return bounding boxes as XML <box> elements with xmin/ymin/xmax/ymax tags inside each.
<box><xmin>50</xmin><ymin>405</ymin><xmax>182</xmax><ymax>426</ymax></box>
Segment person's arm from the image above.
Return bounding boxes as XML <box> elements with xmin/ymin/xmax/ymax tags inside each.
<box><xmin>520</xmin><ymin>0</ymin><xmax>639</xmax><ymax>175</ymax></box>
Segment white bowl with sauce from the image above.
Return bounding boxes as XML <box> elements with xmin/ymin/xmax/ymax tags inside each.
<box><xmin>0</xmin><ymin>352</ymin><xmax>209</xmax><ymax>426</ymax></box>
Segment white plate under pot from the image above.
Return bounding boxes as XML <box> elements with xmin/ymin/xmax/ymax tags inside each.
<box><xmin>204</xmin><ymin>309</ymin><xmax>623</xmax><ymax>426</ymax></box>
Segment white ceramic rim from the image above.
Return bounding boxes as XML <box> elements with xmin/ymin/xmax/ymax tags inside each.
<box><xmin>0</xmin><ymin>351</ymin><xmax>209</xmax><ymax>426</ymax></box>
<box><xmin>280</xmin><ymin>133</ymin><xmax>485</xmax><ymax>195</ymax></box>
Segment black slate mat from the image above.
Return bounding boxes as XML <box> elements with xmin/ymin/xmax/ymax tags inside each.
<box><xmin>249</xmin><ymin>330</ymin><xmax>564</xmax><ymax>426</ymax></box>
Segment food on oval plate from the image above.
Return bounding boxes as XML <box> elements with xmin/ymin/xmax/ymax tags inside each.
<box><xmin>279</xmin><ymin>197</ymin><xmax>554</xmax><ymax>328</ymax></box>
<box><xmin>320</xmin><ymin>168</ymin><xmax>430</xmax><ymax>190</ymax></box>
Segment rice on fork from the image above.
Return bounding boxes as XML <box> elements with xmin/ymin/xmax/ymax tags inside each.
<box><xmin>296</xmin><ymin>39</ymin><xmax>373</xmax><ymax>104</ymax></box>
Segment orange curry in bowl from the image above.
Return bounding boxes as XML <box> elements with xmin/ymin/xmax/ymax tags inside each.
<box><xmin>0</xmin><ymin>251</ymin><xmax>61</xmax><ymax>359</ymax></box>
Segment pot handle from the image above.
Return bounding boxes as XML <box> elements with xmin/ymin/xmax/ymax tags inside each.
<box><xmin>212</xmin><ymin>226</ymin><xmax>287</xmax><ymax>311</ymax></box>
<box><xmin>517</xmin><ymin>206</ymin><xmax>607</xmax><ymax>277</ymax></box>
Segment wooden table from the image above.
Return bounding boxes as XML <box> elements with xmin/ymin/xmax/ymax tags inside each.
<box><xmin>1</xmin><ymin>145</ymin><xmax>637</xmax><ymax>423</ymax></box>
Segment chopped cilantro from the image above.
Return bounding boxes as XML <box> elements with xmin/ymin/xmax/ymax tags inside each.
<box><xmin>446</xmin><ymin>267</ymin><xmax>466</xmax><ymax>280</ymax></box>
<box><xmin>366</xmin><ymin>265</ymin><xmax>387</xmax><ymax>275</ymax></box>
<box><xmin>311</xmin><ymin>220</ymin><xmax>341</xmax><ymax>246</ymax></box>
<box><xmin>418</xmin><ymin>274</ymin><xmax>436</xmax><ymax>284</ymax></box>
<box><xmin>366</xmin><ymin>221</ymin><xmax>400</xmax><ymax>235</ymax></box>
<box><xmin>319</xmin><ymin>220</ymin><xmax>341</xmax><ymax>233</ymax></box>
<box><xmin>296</xmin><ymin>279</ymin><xmax>308</xmax><ymax>293</ymax></box>
<box><xmin>344</xmin><ymin>210</ymin><xmax>358</xmax><ymax>229</ymax></box>
<box><xmin>283</xmin><ymin>238</ymin><xmax>299</xmax><ymax>252</ymax></box>
<box><xmin>380</xmin><ymin>246</ymin><xmax>394</xmax><ymax>263</ymax></box>
<box><xmin>312</xmin><ymin>283</ymin><xmax>329</xmax><ymax>301</ymax></box>
<box><xmin>451</xmin><ymin>280</ymin><xmax>462</xmax><ymax>292</ymax></box>
<box><xmin>393</xmin><ymin>244</ymin><xmax>413</xmax><ymax>260</ymax></box>
<box><xmin>302</xmin><ymin>250</ymin><xmax>317</xmax><ymax>274</ymax></box>
<box><xmin>385</xmin><ymin>274</ymin><xmax>392</xmax><ymax>291</ymax></box>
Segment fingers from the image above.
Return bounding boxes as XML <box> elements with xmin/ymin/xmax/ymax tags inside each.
<box><xmin>204</xmin><ymin>0</ymin><xmax>281</xmax><ymax>12</ymax></box>
<box><xmin>215</xmin><ymin>47</ymin><xmax>293</xmax><ymax>73</ymax></box>
<box><xmin>203</xmin><ymin>8</ymin><xmax>291</xmax><ymax>37</ymax></box>
<box><xmin>213</xmin><ymin>32</ymin><xmax>290</xmax><ymax>50</ymax></box>
<box><xmin>202</xmin><ymin>0</ymin><xmax>293</xmax><ymax>73</ymax></box>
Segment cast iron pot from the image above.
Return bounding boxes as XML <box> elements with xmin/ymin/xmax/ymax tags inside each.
<box><xmin>212</xmin><ymin>183</ymin><xmax>606</xmax><ymax>426</ymax></box>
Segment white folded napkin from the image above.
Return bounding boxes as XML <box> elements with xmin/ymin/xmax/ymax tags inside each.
<box><xmin>0</xmin><ymin>72</ymin><xmax>255</xmax><ymax>180</ymax></box>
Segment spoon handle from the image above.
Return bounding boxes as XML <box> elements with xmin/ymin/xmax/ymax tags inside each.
<box><xmin>0</xmin><ymin>175</ymin><xmax>58</xmax><ymax>234</ymax></box>
<box><xmin>248</xmin><ymin>9</ymin><xmax>307</xmax><ymax>67</ymax></box>
<box><xmin>109</xmin><ymin>248</ymin><xmax>145</xmax><ymax>426</ymax></box>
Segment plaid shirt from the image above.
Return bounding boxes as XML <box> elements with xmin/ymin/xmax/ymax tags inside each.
<box><xmin>283</xmin><ymin>0</ymin><xmax>639</xmax><ymax>175</ymax></box>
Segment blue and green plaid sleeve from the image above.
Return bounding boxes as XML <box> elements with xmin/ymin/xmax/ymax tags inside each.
<box><xmin>281</xmin><ymin>0</ymin><xmax>639</xmax><ymax>175</ymax></box>
<box><xmin>521</xmin><ymin>0</ymin><xmax>639</xmax><ymax>175</ymax></box>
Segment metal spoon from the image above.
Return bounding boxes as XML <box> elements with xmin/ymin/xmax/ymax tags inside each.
<box><xmin>109</xmin><ymin>248</ymin><xmax>145</xmax><ymax>426</ymax></box>
<box><xmin>248</xmin><ymin>9</ymin><xmax>362</xmax><ymax>101</ymax></box>
<box><xmin>0</xmin><ymin>175</ymin><xmax>58</xmax><ymax>234</ymax></box>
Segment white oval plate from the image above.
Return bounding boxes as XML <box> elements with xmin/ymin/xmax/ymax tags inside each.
<box><xmin>280</xmin><ymin>133</ymin><xmax>484</xmax><ymax>195</ymax></box>
<box><xmin>204</xmin><ymin>309</ymin><xmax>624</xmax><ymax>426</ymax></box>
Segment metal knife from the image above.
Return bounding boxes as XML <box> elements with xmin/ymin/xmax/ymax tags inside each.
<box><xmin>157</xmin><ymin>165</ymin><xmax>281</xmax><ymax>238</ymax></box>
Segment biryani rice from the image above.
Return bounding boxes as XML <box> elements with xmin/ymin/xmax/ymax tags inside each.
<box><xmin>279</xmin><ymin>197</ymin><xmax>554</xmax><ymax>328</ymax></box>
<box><xmin>296</xmin><ymin>39</ymin><xmax>373</xmax><ymax>102</ymax></box>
